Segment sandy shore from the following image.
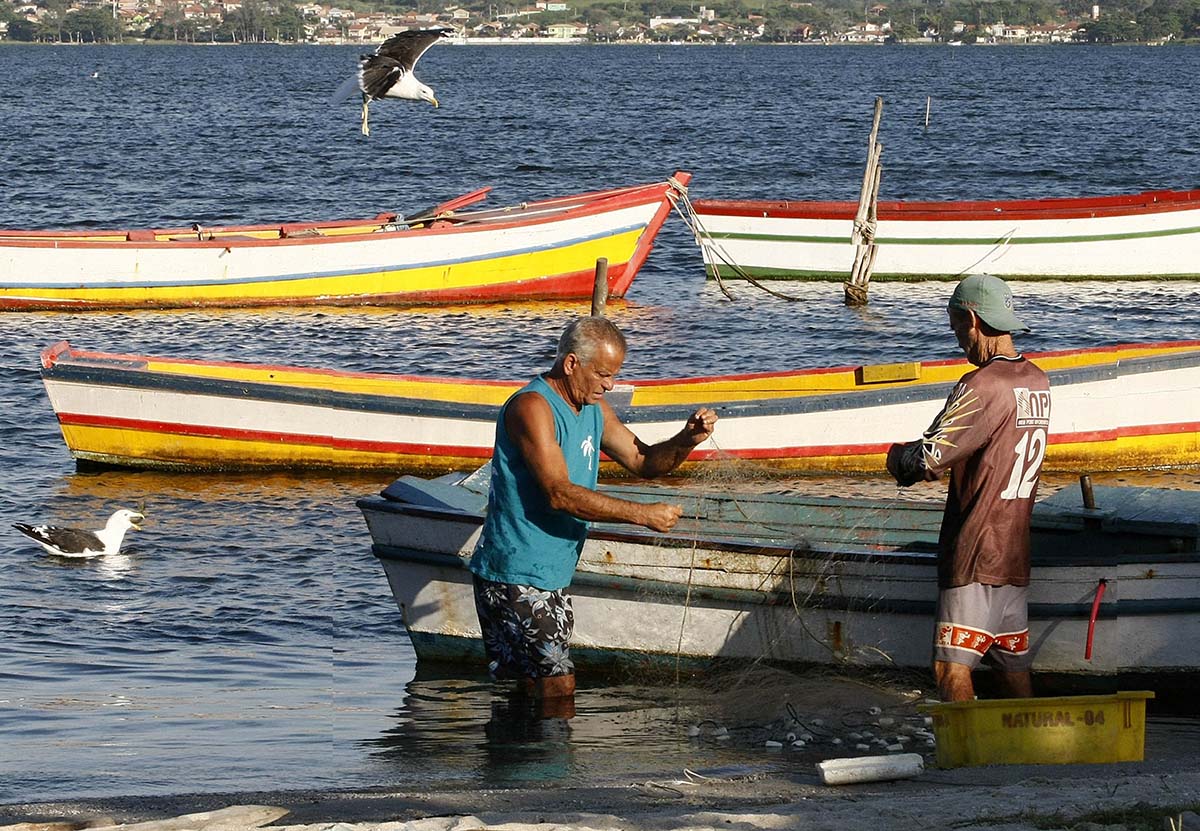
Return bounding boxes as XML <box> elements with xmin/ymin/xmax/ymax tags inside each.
<box><xmin>5</xmin><ymin>714</ymin><xmax>1199</xmax><ymax>831</ymax></box>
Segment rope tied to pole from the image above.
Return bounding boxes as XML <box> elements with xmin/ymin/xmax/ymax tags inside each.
<box><xmin>667</xmin><ymin>186</ymin><xmax>804</xmax><ymax>303</ymax></box>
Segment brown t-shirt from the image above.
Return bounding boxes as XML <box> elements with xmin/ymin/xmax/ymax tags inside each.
<box><xmin>895</xmin><ymin>355</ymin><xmax>1051</xmax><ymax>588</ymax></box>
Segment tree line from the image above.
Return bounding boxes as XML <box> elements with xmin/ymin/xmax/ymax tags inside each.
<box><xmin>1</xmin><ymin>0</ymin><xmax>306</xmax><ymax>41</ymax></box>
<box><xmin>3</xmin><ymin>0</ymin><xmax>1198</xmax><ymax>42</ymax></box>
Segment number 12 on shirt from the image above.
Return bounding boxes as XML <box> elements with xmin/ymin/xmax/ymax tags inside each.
<box><xmin>1001</xmin><ymin>428</ymin><xmax>1047</xmax><ymax>501</ymax></box>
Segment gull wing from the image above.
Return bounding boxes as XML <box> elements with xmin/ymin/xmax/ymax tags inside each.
<box><xmin>13</xmin><ymin>522</ymin><xmax>104</xmax><ymax>555</ymax></box>
<box><xmin>375</xmin><ymin>28</ymin><xmax>452</xmax><ymax>72</ymax></box>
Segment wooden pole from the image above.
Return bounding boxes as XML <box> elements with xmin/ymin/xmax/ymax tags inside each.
<box><xmin>845</xmin><ymin>97</ymin><xmax>883</xmax><ymax>306</ymax></box>
<box><xmin>590</xmin><ymin>257</ymin><xmax>609</xmax><ymax>317</ymax></box>
<box><xmin>1079</xmin><ymin>474</ymin><xmax>1096</xmax><ymax>509</ymax></box>
<box><xmin>1079</xmin><ymin>473</ymin><xmax>1101</xmax><ymax>530</ymax></box>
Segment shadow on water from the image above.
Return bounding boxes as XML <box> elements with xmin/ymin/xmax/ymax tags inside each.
<box><xmin>361</xmin><ymin>662</ymin><xmax>782</xmax><ymax>789</ymax></box>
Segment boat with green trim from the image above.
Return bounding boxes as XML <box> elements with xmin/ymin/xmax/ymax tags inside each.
<box><xmin>689</xmin><ymin>188</ymin><xmax>1200</xmax><ymax>281</ymax></box>
<box><xmin>358</xmin><ymin>472</ymin><xmax>1200</xmax><ymax>690</ymax></box>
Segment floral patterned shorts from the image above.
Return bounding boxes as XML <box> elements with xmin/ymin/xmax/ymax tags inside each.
<box><xmin>472</xmin><ymin>574</ymin><xmax>575</xmax><ymax>680</ymax></box>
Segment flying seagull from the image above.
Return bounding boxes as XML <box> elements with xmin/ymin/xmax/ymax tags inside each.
<box><xmin>13</xmin><ymin>508</ymin><xmax>144</xmax><ymax>558</ymax></box>
<box><xmin>331</xmin><ymin>28</ymin><xmax>453</xmax><ymax>136</ymax></box>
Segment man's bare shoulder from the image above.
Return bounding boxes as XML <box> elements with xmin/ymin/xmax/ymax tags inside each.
<box><xmin>508</xmin><ymin>388</ymin><xmax>551</xmax><ymax>413</ymax></box>
<box><xmin>505</xmin><ymin>389</ymin><xmax>555</xmax><ymax>435</ymax></box>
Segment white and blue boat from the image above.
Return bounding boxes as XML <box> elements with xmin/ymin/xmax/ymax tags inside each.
<box><xmin>359</xmin><ymin>472</ymin><xmax>1200</xmax><ymax>694</ymax></box>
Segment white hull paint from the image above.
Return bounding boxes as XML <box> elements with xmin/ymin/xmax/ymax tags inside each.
<box><xmin>9</xmin><ymin>204</ymin><xmax>658</xmax><ymax>289</ymax></box>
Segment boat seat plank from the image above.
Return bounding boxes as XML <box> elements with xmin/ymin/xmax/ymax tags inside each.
<box><xmin>166</xmin><ymin>234</ymin><xmax>261</xmax><ymax>242</ymax></box>
<box><xmin>1039</xmin><ymin>486</ymin><xmax>1200</xmax><ymax>540</ymax></box>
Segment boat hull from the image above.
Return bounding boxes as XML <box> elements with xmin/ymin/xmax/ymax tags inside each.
<box><xmin>38</xmin><ymin>340</ymin><xmax>1200</xmax><ymax>474</ymax></box>
<box><xmin>358</xmin><ymin>479</ymin><xmax>1200</xmax><ymax>686</ymax></box>
<box><xmin>691</xmin><ymin>189</ymin><xmax>1200</xmax><ymax>281</ymax></box>
<box><xmin>0</xmin><ymin>175</ymin><xmax>686</xmax><ymax>309</ymax></box>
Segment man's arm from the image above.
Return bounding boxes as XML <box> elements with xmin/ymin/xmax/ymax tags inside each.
<box><xmin>506</xmin><ymin>393</ymin><xmax>683</xmax><ymax>532</ymax></box>
<box><xmin>887</xmin><ymin>380</ymin><xmax>990</xmax><ymax>487</ymax></box>
<box><xmin>599</xmin><ymin>402</ymin><xmax>717</xmax><ymax>479</ymax></box>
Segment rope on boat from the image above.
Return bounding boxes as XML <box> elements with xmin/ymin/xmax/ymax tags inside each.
<box><xmin>786</xmin><ymin>545</ymin><xmax>845</xmax><ymax>661</ymax></box>
<box><xmin>667</xmin><ymin>183</ymin><xmax>803</xmax><ymax>303</ymax></box>
<box><xmin>955</xmin><ymin>227</ymin><xmax>1016</xmax><ymax>277</ymax></box>
<box><xmin>674</xmin><ymin>502</ymin><xmax>703</xmax><ymax>685</ymax></box>
<box><xmin>670</xmin><ymin>176</ymin><xmax>1022</xmax><ymax>293</ymax></box>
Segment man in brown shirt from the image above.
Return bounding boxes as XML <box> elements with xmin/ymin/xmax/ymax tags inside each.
<box><xmin>887</xmin><ymin>274</ymin><xmax>1051</xmax><ymax>702</ymax></box>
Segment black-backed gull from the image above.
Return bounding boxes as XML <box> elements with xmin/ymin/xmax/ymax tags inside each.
<box><xmin>331</xmin><ymin>28</ymin><xmax>453</xmax><ymax>136</ymax></box>
<box><xmin>13</xmin><ymin>508</ymin><xmax>144</xmax><ymax>558</ymax></box>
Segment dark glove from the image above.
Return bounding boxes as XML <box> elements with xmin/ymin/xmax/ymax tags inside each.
<box><xmin>886</xmin><ymin>442</ymin><xmax>924</xmax><ymax>488</ymax></box>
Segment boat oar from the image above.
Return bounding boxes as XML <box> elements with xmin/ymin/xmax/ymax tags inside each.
<box><xmin>406</xmin><ymin>186</ymin><xmax>493</xmax><ymax>225</ymax></box>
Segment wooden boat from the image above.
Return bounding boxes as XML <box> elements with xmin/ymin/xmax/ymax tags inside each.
<box><xmin>39</xmin><ymin>339</ymin><xmax>1200</xmax><ymax>473</ymax></box>
<box><xmin>0</xmin><ymin>173</ymin><xmax>688</xmax><ymax>309</ymax></box>
<box><xmin>687</xmin><ymin>188</ymin><xmax>1200</xmax><ymax>281</ymax></box>
<box><xmin>358</xmin><ymin>472</ymin><xmax>1200</xmax><ymax>690</ymax></box>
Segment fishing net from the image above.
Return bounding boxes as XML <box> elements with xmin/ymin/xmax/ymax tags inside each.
<box><xmin>678</xmin><ymin>663</ymin><xmax>934</xmax><ymax>752</ymax></box>
<box><xmin>592</xmin><ymin>435</ymin><xmax>948</xmax><ymax>718</ymax></box>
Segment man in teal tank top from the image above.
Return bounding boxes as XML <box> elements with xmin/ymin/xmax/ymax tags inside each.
<box><xmin>469</xmin><ymin>316</ymin><xmax>718</xmax><ymax>705</ymax></box>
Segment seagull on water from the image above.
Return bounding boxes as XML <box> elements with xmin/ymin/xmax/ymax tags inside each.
<box><xmin>13</xmin><ymin>508</ymin><xmax>144</xmax><ymax>558</ymax></box>
<box><xmin>331</xmin><ymin>28</ymin><xmax>453</xmax><ymax>137</ymax></box>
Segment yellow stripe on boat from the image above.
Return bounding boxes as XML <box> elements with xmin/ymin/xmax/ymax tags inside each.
<box><xmin>629</xmin><ymin>342</ymin><xmax>1200</xmax><ymax>406</ymax></box>
<box><xmin>7</xmin><ymin>229</ymin><xmax>644</xmax><ymax>305</ymax></box>
<box><xmin>59</xmin><ymin>425</ymin><xmax>487</xmax><ymax>472</ymax></box>
<box><xmin>142</xmin><ymin>360</ymin><xmax>521</xmax><ymax>406</ymax></box>
<box><xmin>1048</xmin><ymin>431</ymin><xmax>1200</xmax><ymax>472</ymax></box>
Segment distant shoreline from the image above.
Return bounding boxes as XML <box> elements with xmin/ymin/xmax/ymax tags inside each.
<box><xmin>0</xmin><ymin>38</ymin><xmax>1192</xmax><ymax>46</ymax></box>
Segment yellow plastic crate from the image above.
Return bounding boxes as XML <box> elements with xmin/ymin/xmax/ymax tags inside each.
<box><xmin>926</xmin><ymin>691</ymin><xmax>1154</xmax><ymax>768</ymax></box>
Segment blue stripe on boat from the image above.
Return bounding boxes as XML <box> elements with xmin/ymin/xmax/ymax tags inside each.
<box><xmin>0</xmin><ymin>223</ymin><xmax>647</xmax><ymax>290</ymax></box>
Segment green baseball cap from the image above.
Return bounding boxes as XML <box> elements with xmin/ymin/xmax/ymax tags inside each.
<box><xmin>948</xmin><ymin>274</ymin><xmax>1031</xmax><ymax>334</ymax></box>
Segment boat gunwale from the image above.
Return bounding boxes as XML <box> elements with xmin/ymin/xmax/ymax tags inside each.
<box><xmin>39</xmin><ymin>338</ymin><xmax>1200</xmax><ymax>392</ymax></box>
<box><xmin>357</xmin><ymin>494</ymin><xmax>938</xmax><ymax>562</ymax></box>
<box><xmin>691</xmin><ymin>188</ymin><xmax>1200</xmax><ymax>223</ymax></box>
<box><xmin>39</xmin><ymin>339</ymin><xmax>520</xmax><ymax>387</ymax></box>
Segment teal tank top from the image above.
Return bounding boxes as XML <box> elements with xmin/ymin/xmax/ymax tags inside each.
<box><xmin>468</xmin><ymin>375</ymin><xmax>604</xmax><ymax>590</ymax></box>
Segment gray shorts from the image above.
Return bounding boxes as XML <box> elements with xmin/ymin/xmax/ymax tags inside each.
<box><xmin>934</xmin><ymin>583</ymin><xmax>1031</xmax><ymax>672</ymax></box>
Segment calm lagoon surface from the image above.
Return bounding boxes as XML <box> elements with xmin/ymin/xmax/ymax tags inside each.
<box><xmin>1</xmin><ymin>42</ymin><xmax>1200</xmax><ymax>802</ymax></box>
